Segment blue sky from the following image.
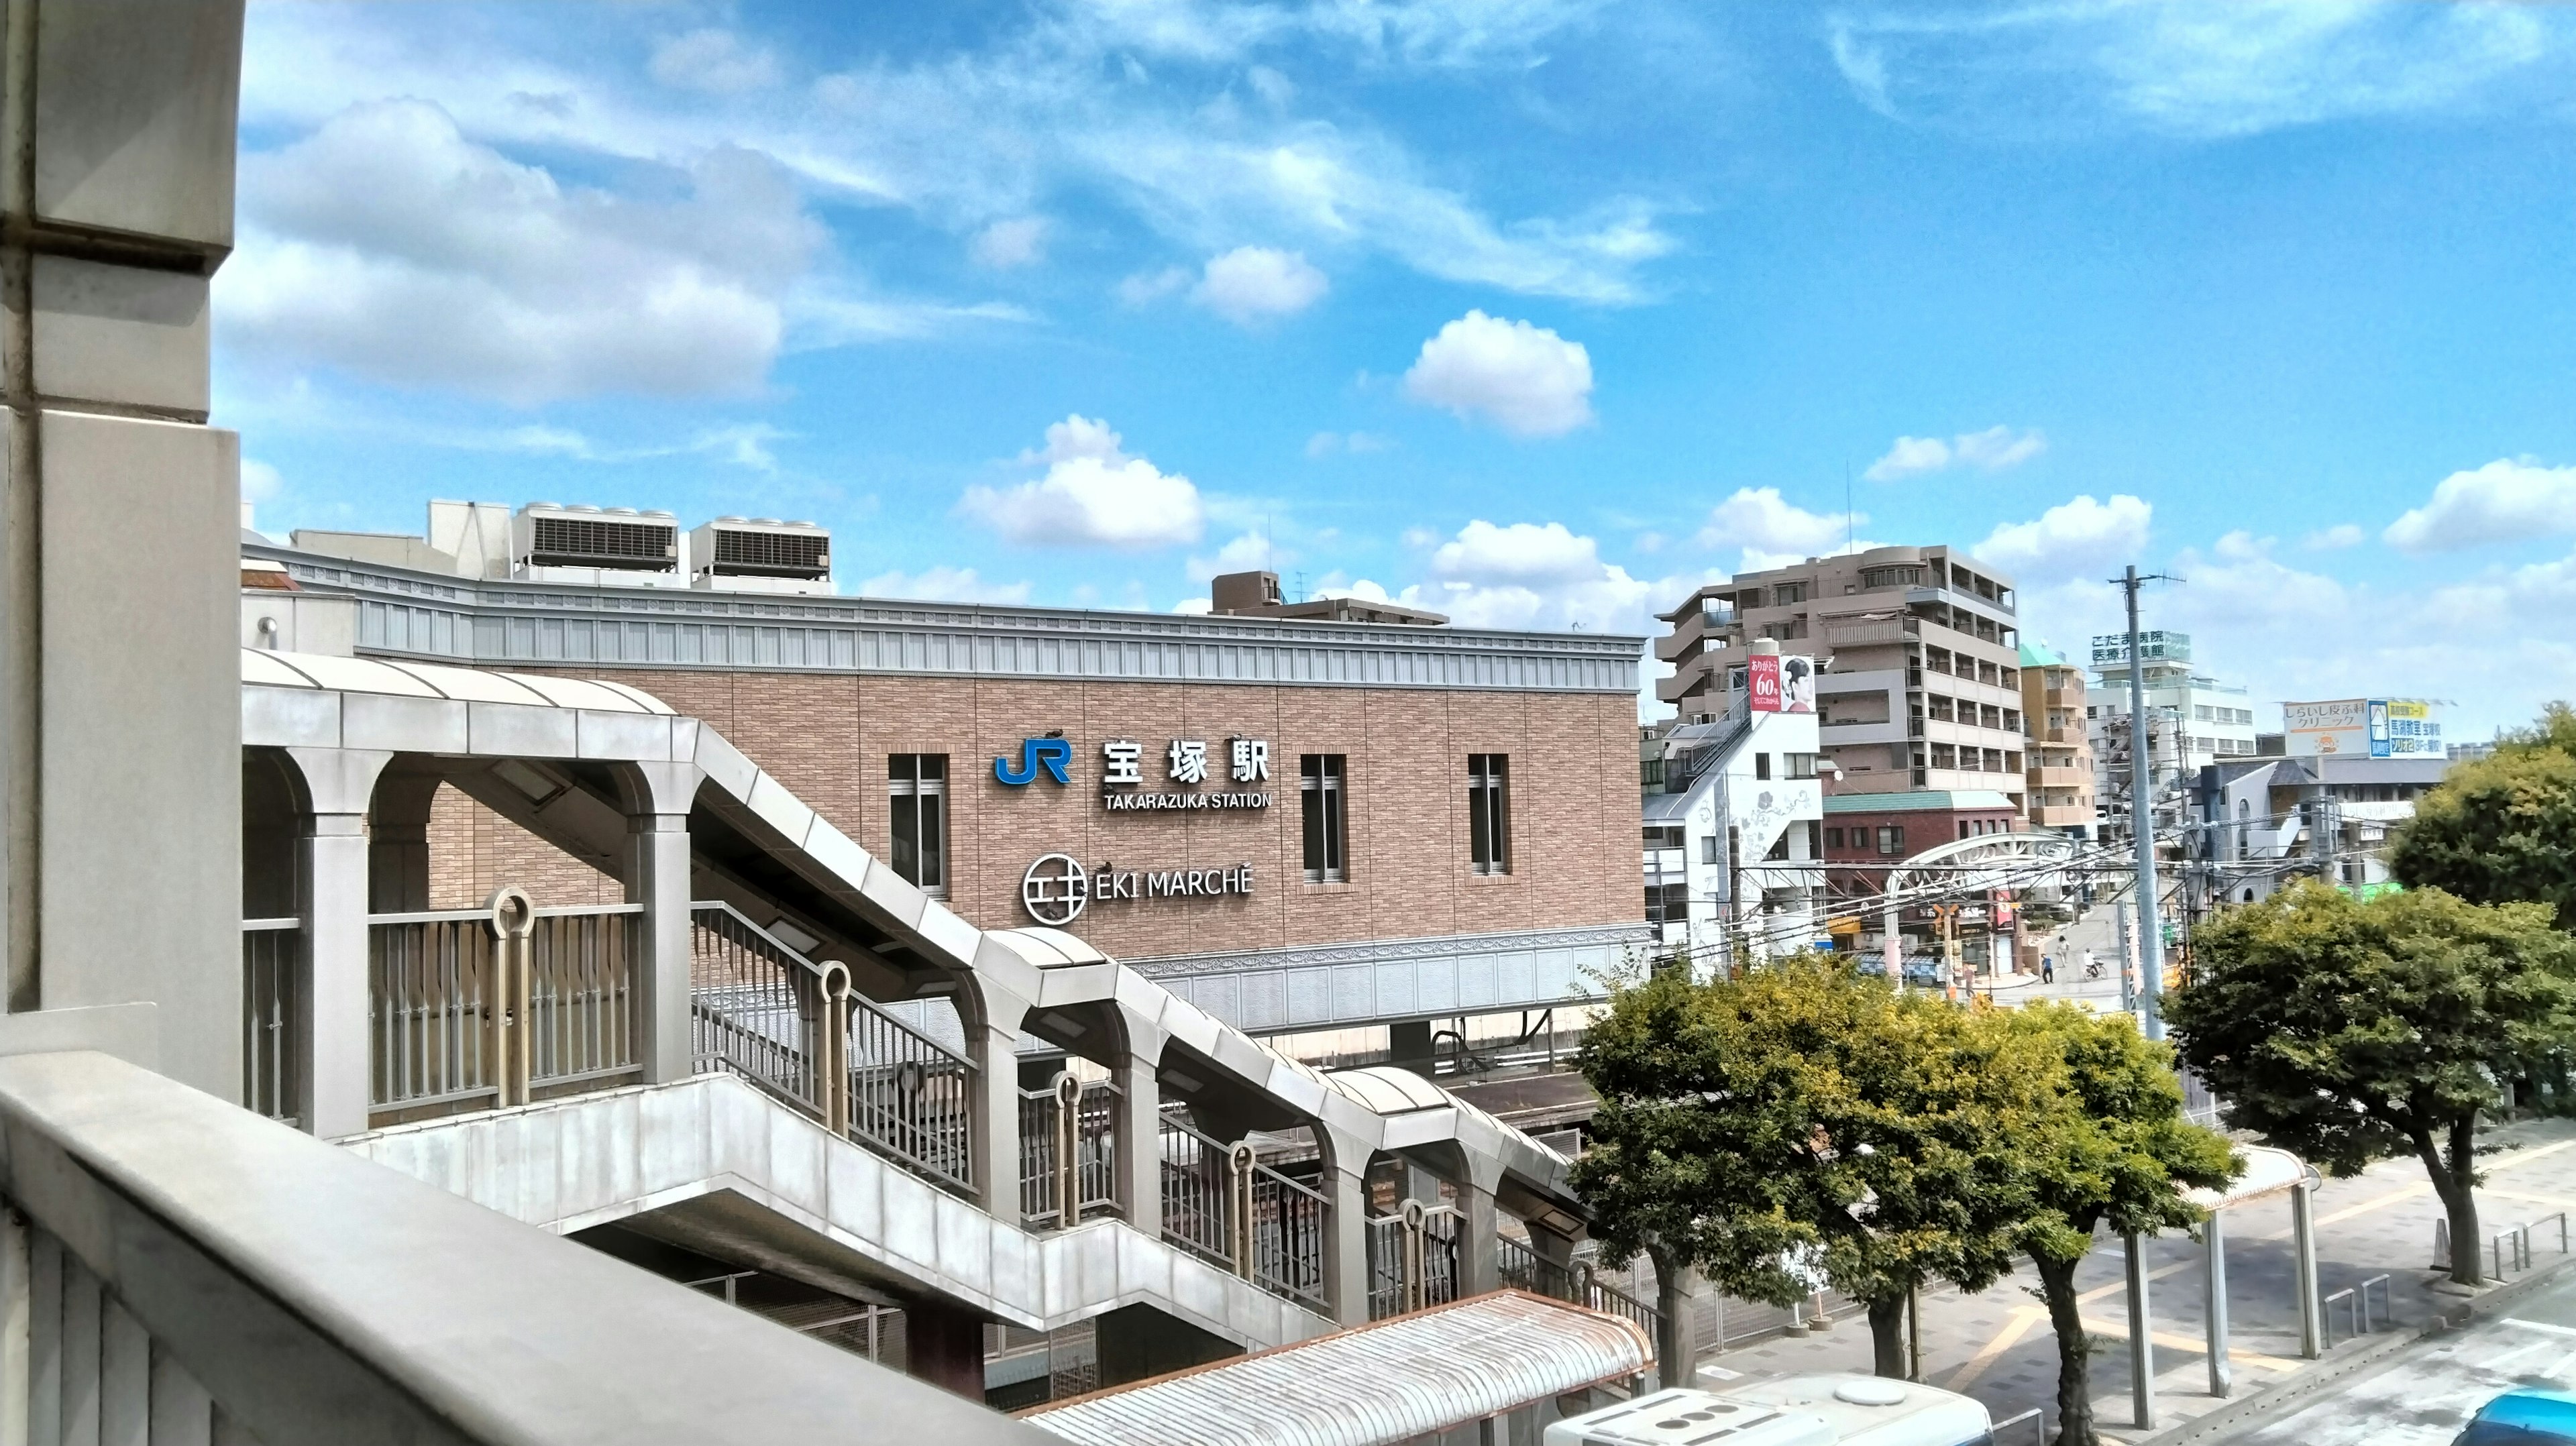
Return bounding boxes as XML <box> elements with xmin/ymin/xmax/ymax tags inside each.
<box><xmin>222</xmin><ymin>1</ymin><xmax>2576</xmax><ymax>737</ymax></box>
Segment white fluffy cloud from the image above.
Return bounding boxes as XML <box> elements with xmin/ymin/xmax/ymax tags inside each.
<box><xmin>2382</xmin><ymin>459</ymin><xmax>2576</xmax><ymax>553</ymax></box>
<box><xmin>219</xmin><ymin>100</ymin><xmax>821</xmax><ymax>404</ymax></box>
<box><xmin>1971</xmin><ymin>493</ymin><xmax>2151</xmax><ymax>582</ymax></box>
<box><xmin>1401</xmin><ymin>311</ymin><xmax>1594</xmax><ymax>438</ymax></box>
<box><xmin>1421</xmin><ymin>518</ymin><xmax>1666</xmax><ymax>632</ymax></box>
<box><xmin>2302</xmin><ymin>523</ymin><xmax>2365</xmax><ymax>550</ymax></box>
<box><xmin>854</xmin><ymin>566</ymin><xmax>1032</xmax><ymax>605</ymax></box>
<box><xmin>1863</xmin><ymin>425</ymin><xmax>2047</xmax><ymax>482</ymax></box>
<box><xmin>971</xmin><ymin>217</ymin><xmax>1051</xmax><ymax>269</ymax></box>
<box><xmin>1191</xmin><ymin>246</ymin><xmax>1329</xmax><ymax>325</ymax></box>
<box><xmin>958</xmin><ymin>415</ymin><xmax>1205</xmax><ymax>549</ymax></box>
<box><xmin>1691</xmin><ymin>488</ymin><xmax>1860</xmax><ymax>571</ymax></box>
<box><xmin>1187</xmin><ymin>531</ymin><xmax>1286</xmax><ymax>581</ymax></box>
<box><xmin>647</xmin><ymin>29</ymin><xmax>782</xmax><ymax>95</ymax></box>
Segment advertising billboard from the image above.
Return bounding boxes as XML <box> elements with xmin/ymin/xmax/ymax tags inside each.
<box><xmin>1747</xmin><ymin>653</ymin><xmax>1781</xmax><ymax>712</ymax></box>
<box><xmin>2284</xmin><ymin>698</ymin><xmax>2442</xmax><ymax>758</ymax></box>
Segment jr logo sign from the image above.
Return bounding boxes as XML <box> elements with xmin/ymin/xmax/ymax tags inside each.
<box><xmin>995</xmin><ymin>737</ymin><xmax>1073</xmax><ymax>786</ymax></box>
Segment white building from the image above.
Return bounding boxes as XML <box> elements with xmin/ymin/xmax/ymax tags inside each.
<box><xmin>1640</xmin><ymin>648</ymin><xmax>1828</xmax><ymax>972</ymax></box>
<box><xmin>2088</xmin><ymin>630</ymin><xmax>2257</xmax><ymax>833</ymax></box>
<box><xmin>2190</xmin><ymin>753</ymin><xmax>2452</xmax><ymax>905</ymax></box>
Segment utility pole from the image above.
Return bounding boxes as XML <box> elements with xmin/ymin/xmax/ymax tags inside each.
<box><xmin>2112</xmin><ymin>564</ymin><xmax>2179</xmax><ymax>1042</ymax></box>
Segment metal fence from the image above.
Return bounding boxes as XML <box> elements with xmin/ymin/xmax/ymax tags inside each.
<box><xmin>1019</xmin><ymin>1074</ymin><xmax>1122</xmax><ymax>1228</ymax></box>
<box><xmin>1495</xmin><ymin>1233</ymin><xmax>1665</xmax><ymax>1341</ymax></box>
<box><xmin>527</xmin><ymin>907</ymin><xmax>641</xmax><ymax>1090</ymax></box>
<box><xmin>241</xmin><ymin>920</ymin><xmax>300</xmax><ymax>1123</ymax></box>
<box><xmin>368</xmin><ymin>911</ymin><xmax>500</xmax><ymax>1113</ymax></box>
<box><xmin>1366</xmin><ymin>1202</ymin><xmax>1461</xmax><ymax>1319</ymax></box>
<box><xmin>1155</xmin><ymin>1112</ymin><xmax>1329</xmax><ymax>1312</ymax></box>
<box><xmin>691</xmin><ymin>901</ymin><xmax>978</xmax><ymax>1199</ymax></box>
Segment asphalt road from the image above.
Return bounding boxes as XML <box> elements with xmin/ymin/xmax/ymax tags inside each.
<box><xmin>2233</xmin><ymin>1270</ymin><xmax>2576</xmax><ymax>1445</ymax></box>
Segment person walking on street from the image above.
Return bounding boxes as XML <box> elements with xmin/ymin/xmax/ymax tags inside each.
<box><xmin>2041</xmin><ymin>954</ymin><xmax>2055</xmax><ymax>984</ymax></box>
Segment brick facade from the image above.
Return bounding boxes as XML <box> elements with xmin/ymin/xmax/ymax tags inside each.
<box><xmin>425</xmin><ymin>669</ymin><xmax>1642</xmax><ymax>958</ymax></box>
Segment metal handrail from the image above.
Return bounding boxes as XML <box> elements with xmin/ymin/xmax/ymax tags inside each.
<box><xmin>240</xmin><ymin>920</ymin><xmax>299</xmax><ymax>1123</ymax></box>
<box><xmin>1367</xmin><ymin>1203</ymin><xmax>1461</xmax><ymax>1319</ymax></box>
<box><xmin>366</xmin><ymin>903</ymin><xmax>646</xmax><ymax>925</ymax></box>
<box><xmin>1155</xmin><ymin>1112</ymin><xmax>1328</xmax><ymax>1311</ymax></box>
<box><xmin>1493</xmin><ymin>1233</ymin><xmax>1665</xmax><ymax>1338</ymax></box>
<box><xmin>1989</xmin><ymin>1408</ymin><xmax>2046</xmax><ymax>1446</ymax></box>
<box><xmin>1019</xmin><ymin>1074</ymin><xmax>1122</xmax><ymax>1228</ymax></box>
<box><xmin>690</xmin><ymin>900</ymin><xmax>978</xmax><ymax>1199</ymax></box>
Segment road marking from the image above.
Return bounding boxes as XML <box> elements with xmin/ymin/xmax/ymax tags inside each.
<box><xmin>2481</xmin><ymin>1339</ymin><xmax>2555</xmax><ymax>1374</ymax></box>
<box><xmin>2503</xmin><ymin>1318</ymin><xmax>2576</xmax><ymax>1339</ymax></box>
<box><xmin>1943</xmin><ymin>1306</ymin><xmax>2046</xmax><ymax>1395</ymax></box>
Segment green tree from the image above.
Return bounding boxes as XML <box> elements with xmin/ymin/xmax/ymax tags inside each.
<box><xmin>2169</xmin><ymin>883</ymin><xmax>2576</xmax><ymax>1288</ymax></box>
<box><xmin>2388</xmin><ymin>704</ymin><xmax>2576</xmax><ymax>929</ymax></box>
<box><xmin>1999</xmin><ymin>1004</ymin><xmax>2237</xmax><ymax>1446</ymax></box>
<box><xmin>1572</xmin><ymin>958</ymin><xmax>2051</xmax><ymax>1380</ymax></box>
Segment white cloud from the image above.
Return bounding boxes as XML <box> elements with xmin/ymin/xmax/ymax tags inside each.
<box><xmin>1304</xmin><ymin>430</ymin><xmax>1393</xmax><ymax>458</ymax></box>
<box><xmin>1864</xmin><ymin>425</ymin><xmax>2046</xmax><ymax>482</ymax></box>
<box><xmin>1691</xmin><ymin>488</ymin><xmax>1860</xmax><ymax>571</ymax></box>
<box><xmin>1827</xmin><ymin>1</ymin><xmax>2567</xmax><ymax>140</ymax></box>
<box><xmin>855</xmin><ymin>565</ymin><xmax>1032</xmax><ymax>605</ymax></box>
<box><xmin>2383</xmin><ymin>458</ymin><xmax>2576</xmax><ymax>553</ymax></box>
<box><xmin>971</xmin><ymin>217</ymin><xmax>1052</xmax><ymax>269</ymax></box>
<box><xmin>2302</xmin><ymin>522</ymin><xmax>2365</xmax><ymax>550</ymax></box>
<box><xmin>1116</xmin><ymin>266</ymin><xmax>1193</xmax><ymax>304</ymax></box>
<box><xmin>1190</xmin><ymin>245</ymin><xmax>1329</xmax><ymax>324</ymax></box>
<box><xmin>219</xmin><ymin>99</ymin><xmax>821</xmax><ymax>404</ymax></box>
<box><xmin>1971</xmin><ymin>493</ymin><xmax>2151</xmax><ymax>582</ymax></box>
<box><xmin>1420</xmin><ymin>518</ymin><xmax>1671</xmax><ymax>634</ymax></box>
<box><xmin>959</xmin><ymin>415</ymin><xmax>1205</xmax><ymax>549</ymax></box>
<box><xmin>1402</xmin><ymin>311</ymin><xmax>1594</xmax><ymax>438</ymax></box>
<box><xmin>647</xmin><ymin>29</ymin><xmax>782</xmax><ymax>95</ymax></box>
<box><xmin>1187</xmin><ymin>531</ymin><xmax>1286</xmax><ymax>581</ymax></box>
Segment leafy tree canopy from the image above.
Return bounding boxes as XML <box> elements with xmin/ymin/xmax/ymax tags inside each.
<box><xmin>2390</xmin><ymin>702</ymin><xmax>2576</xmax><ymax>929</ymax></box>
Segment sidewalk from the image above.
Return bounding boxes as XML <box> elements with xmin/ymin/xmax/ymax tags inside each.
<box><xmin>1691</xmin><ymin>1117</ymin><xmax>2576</xmax><ymax>1443</ymax></box>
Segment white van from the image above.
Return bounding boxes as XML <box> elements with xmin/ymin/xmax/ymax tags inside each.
<box><xmin>1546</xmin><ymin>1376</ymin><xmax>1993</xmax><ymax>1446</ymax></box>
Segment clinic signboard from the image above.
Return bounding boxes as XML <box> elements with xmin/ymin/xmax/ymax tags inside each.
<box><xmin>2283</xmin><ymin>698</ymin><xmax>2442</xmax><ymax>759</ymax></box>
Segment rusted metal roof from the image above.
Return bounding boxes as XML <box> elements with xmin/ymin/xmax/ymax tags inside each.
<box><xmin>1024</xmin><ymin>1290</ymin><xmax>1652</xmax><ymax>1446</ymax></box>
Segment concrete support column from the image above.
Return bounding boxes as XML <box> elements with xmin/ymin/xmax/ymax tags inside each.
<box><xmin>365</xmin><ymin>773</ymin><xmax>439</xmax><ymax>913</ymax></box>
<box><xmin>969</xmin><ymin>1005</ymin><xmax>1031</xmax><ymax>1217</ymax></box>
<box><xmin>1106</xmin><ymin>1078</ymin><xmax>1155</xmax><ymax>1235</ymax></box>
<box><xmin>2293</xmin><ymin>1182</ymin><xmax>2322</xmax><ymax>1359</ymax></box>
<box><xmin>1320</xmin><ymin>1126</ymin><xmax>1373</xmax><ymax>1327</ymax></box>
<box><xmin>2125</xmin><ymin>1232</ymin><xmax>2155</xmax><ymax>1431</ymax></box>
<box><xmin>625</xmin><ymin>815</ymin><xmax>693</xmax><ymax>1084</ymax></box>
<box><xmin>1458</xmin><ymin>1180</ymin><xmax>1499</xmax><ymax>1297</ymax></box>
<box><xmin>287</xmin><ymin>748</ymin><xmax>390</xmax><ymax>1140</ymax></box>
<box><xmin>2204</xmin><ymin>1211</ymin><xmax>2233</xmax><ymax>1398</ymax></box>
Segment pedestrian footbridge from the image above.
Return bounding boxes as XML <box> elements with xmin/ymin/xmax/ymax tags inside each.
<box><xmin>238</xmin><ymin>649</ymin><xmax>1648</xmax><ymax>1396</ymax></box>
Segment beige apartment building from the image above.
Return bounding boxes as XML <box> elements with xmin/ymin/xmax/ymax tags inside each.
<box><xmin>1658</xmin><ymin>545</ymin><xmax>2027</xmax><ymax>814</ymax></box>
<box><xmin>2019</xmin><ymin>641</ymin><xmax>2097</xmax><ymax>836</ymax></box>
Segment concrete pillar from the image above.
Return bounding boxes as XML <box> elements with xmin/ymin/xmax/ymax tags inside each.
<box><xmin>2125</xmin><ymin>1232</ymin><xmax>2155</xmax><ymax>1431</ymax></box>
<box><xmin>287</xmin><ymin>748</ymin><xmax>390</xmax><ymax>1139</ymax></box>
<box><xmin>2204</xmin><ymin>1211</ymin><xmax>2233</xmax><ymax>1398</ymax></box>
<box><xmin>0</xmin><ymin>1</ymin><xmax>249</xmax><ymax>1097</ymax></box>
<box><xmin>2294</xmin><ymin>1182</ymin><xmax>2322</xmax><ymax>1359</ymax></box>
<box><xmin>968</xmin><ymin>998</ymin><xmax>1032</xmax><ymax>1217</ymax></box>
<box><xmin>1458</xmin><ymin>1174</ymin><xmax>1500</xmax><ymax>1297</ymax></box>
<box><xmin>1115</xmin><ymin>1054</ymin><xmax>1162</xmax><ymax>1229</ymax></box>
<box><xmin>365</xmin><ymin>773</ymin><xmax>439</xmax><ymax>913</ymax></box>
<box><xmin>1320</xmin><ymin>1125</ymin><xmax>1373</xmax><ymax>1327</ymax></box>
<box><xmin>620</xmin><ymin>761</ymin><xmax>699</xmax><ymax>1086</ymax></box>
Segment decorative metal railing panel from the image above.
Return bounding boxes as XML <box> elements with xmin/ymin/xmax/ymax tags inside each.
<box><xmin>1366</xmin><ymin>1201</ymin><xmax>1462</xmax><ymax>1319</ymax></box>
<box><xmin>241</xmin><ymin>919</ymin><xmax>300</xmax><ymax>1123</ymax></box>
<box><xmin>367</xmin><ymin>899</ymin><xmax>641</xmax><ymax>1119</ymax></box>
<box><xmin>368</xmin><ymin>911</ymin><xmax>499</xmax><ymax>1112</ymax></box>
<box><xmin>1155</xmin><ymin>1113</ymin><xmax>1329</xmax><ymax>1312</ymax></box>
<box><xmin>691</xmin><ymin>901</ymin><xmax>979</xmax><ymax>1200</ymax></box>
<box><xmin>527</xmin><ymin>908</ymin><xmax>641</xmax><ymax>1089</ymax></box>
<box><xmin>1018</xmin><ymin>1074</ymin><xmax>1122</xmax><ymax>1228</ymax></box>
<box><xmin>1495</xmin><ymin>1233</ymin><xmax>1664</xmax><ymax>1339</ymax></box>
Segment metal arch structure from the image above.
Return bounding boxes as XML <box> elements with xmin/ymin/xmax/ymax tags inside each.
<box><xmin>1876</xmin><ymin>832</ymin><xmax>2093</xmax><ymax>975</ymax></box>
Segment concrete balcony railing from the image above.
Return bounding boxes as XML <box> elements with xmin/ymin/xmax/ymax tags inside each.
<box><xmin>2033</xmin><ymin>765</ymin><xmax>2092</xmax><ymax>789</ymax></box>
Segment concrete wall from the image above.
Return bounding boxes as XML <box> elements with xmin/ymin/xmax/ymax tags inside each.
<box><xmin>0</xmin><ymin>0</ymin><xmax>247</xmax><ymax>1097</ymax></box>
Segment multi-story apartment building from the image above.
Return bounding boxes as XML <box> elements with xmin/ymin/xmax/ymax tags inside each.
<box><xmin>2088</xmin><ymin>631</ymin><xmax>2256</xmax><ymax>830</ymax></box>
<box><xmin>1657</xmin><ymin>546</ymin><xmax>2027</xmax><ymax>814</ymax></box>
<box><xmin>2019</xmin><ymin>642</ymin><xmax>2097</xmax><ymax>838</ymax></box>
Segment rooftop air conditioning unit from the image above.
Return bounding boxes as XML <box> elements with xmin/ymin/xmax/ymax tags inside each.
<box><xmin>690</xmin><ymin>517</ymin><xmax>830</xmax><ymax>582</ymax></box>
<box><xmin>513</xmin><ymin>503</ymin><xmax>680</xmax><ymax>573</ymax></box>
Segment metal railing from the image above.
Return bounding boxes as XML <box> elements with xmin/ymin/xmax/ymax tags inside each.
<box><xmin>241</xmin><ymin>919</ymin><xmax>300</xmax><ymax>1123</ymax></box>
<box><xmin>691</xmin><ymin>901</ymin><xmax>979</xmax><ymax>1199</ymax></box>
<box><xmin>367</xmin><ymin>895</ymin><xmax>643</xmax><ymax>1119</ymax></box>
<box><xmin>1495</xmin><ymin>1233</ymin><xmax>1666</xmax><ymax>1339</ymax></box>
<box><xmin>2322</xmin><ymin>1274</ymin><xmax>2391</xmax><ymax>1347</ymax></box>
<box><xmin>1990</xmin><ymin>1407</ymin><xmax>2047</xmax><ymax>1445</ymax></box>
<box><xmin>1366</xmin><ymin>1201</ymin><xmax>1462</xmax><ymax>1319</ymax></box>
<box><xmin>1020</xmin><ymin>1073</ymin><xmax>1122</xmax><ymax>1228</ymax></box>
<box><xmin>1155</xmin><ymin>1112</ymin><xmax>1329</xmax><ymax>1312</ymax></box>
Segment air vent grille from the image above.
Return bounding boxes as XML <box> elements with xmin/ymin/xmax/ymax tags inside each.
<box><xmin>709</xmin><ymin>527</ymin><xmax>829</xmax><ymax>579</ymax></box>
<box><xmin>528</xmin><ymin>516</ymin><xmax>677</xmax><ymax>569</ymax></box>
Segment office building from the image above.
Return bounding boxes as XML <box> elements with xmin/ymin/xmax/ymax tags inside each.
<box><xmin>1656</xmin><ymin>547</ymin><xmax>2028</xmax><ymax>814</ymax></box>
<box><xmin>2088</xmin><ymin>631</ymin><xmax>2255</xmax><ymax>834</ymax></box>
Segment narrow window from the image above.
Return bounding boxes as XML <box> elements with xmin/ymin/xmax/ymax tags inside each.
<box><xmin>888</xmin><ymin>754</ymin><xmax>947</xmax><ymax>897</ymax></box>
<box><xmin>1825</xmin><ymin>826</ymin><xmax>1844</xmax><ymax>849</ymax></box>
<box><xmin>1754</xmin><ymin>753</ymin><xmax>1772</xmax><ymax>781</ymax></box>
<box><xmin>1301</xmin><ymin>755</ymin><xmax>1346</xmax><ymax>883</ymax></box>
<box><xmin>1468</xmin><ymin>755</ymin><xmax>1511</xmax><ymax>875</ymax></box>
<box><xmin>1701</xmin><ymin>834</ymin><xmax>1721</xmax><ymax>865</ymax></box>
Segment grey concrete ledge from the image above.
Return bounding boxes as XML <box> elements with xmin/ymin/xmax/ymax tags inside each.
<box><xmin>248</xmin><ymin>542</ymin><xmax>1644</xmax><ymax>695</ymax></box>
